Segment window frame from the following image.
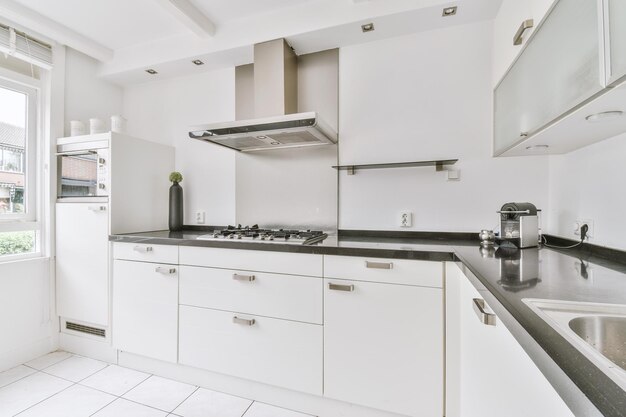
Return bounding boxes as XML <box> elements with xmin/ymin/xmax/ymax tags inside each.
<box><xmin>0</xmin><ymin>68</ymin><xmax>42</xmax><ymax>261</ymax></box>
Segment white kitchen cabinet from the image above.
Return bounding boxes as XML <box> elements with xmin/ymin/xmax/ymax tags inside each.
<box><xmin>56</xmin><ymin>202</ymin><xmax>109</xmax><ymax>327</ymax></box>
<box><xmin>492</xmin><ymin>0</ymin><xmax>533</xmax><ymax>86</ymax></box>
<box><xmin>179</xmin><ymin>305</ymin><xmax>323</xmax><ymax>395</ymax></box>
<box><xmin>608</xmin><ymin>0</ymin><xmax>626</xmax><ymax>85</ymax></box>
<box><xmin>323</xmin><ymin>277</ymin><xmax>443</xmax><ymax>417</ymax></box>
<box><xmin>493</xmin><ymin>0</ymin><xmax>556</xmax><ymax>85</ymax></box>
<box><xmin>179</xmin><ymin>266</ymin><xmax>323</xmax><ymax>324</ymax></box>
<box><xmin>112</xmin><ymin>259</ymin><xmax>178</xmax><ymax>363</ymax></box>
<box><xmin>113</xmin><ymin>242</ymin><xmax>178</xmax><ymax>264</ymax></box>
<box><xmin>494</xmin><ymin>0</ymin><xmax>603</xmax><ymax>156</ymax></box>
<box><xmin>445</xmin><ymin>263</ymin><xmax>574</xmax><ymax>417</ymax></box>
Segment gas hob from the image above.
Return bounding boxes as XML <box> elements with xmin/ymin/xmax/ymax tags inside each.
<box><xmin>196</xmin><ymin>225</ymin><xmax>328</xmax><ymax>245</ymax></box>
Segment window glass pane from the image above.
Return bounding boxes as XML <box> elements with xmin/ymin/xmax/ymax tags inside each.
<box><xmin>0</xmin><ymin>230</ymin><xmax>36</xmax><ymax>256</ymax></box>
<box><xmin>0</xmin><ymin>86</ymin><xmax>27</xmax><ymax>215</ymax></box>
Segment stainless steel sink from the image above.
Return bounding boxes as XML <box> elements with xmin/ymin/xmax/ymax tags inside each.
<box><xmin>569</xmin><ymin>316</ymin><xmax>626</xmax><ymax>372</ymax></box>
<box><xmin>522</xmin><ymin>298</ymin><xmax>626</xmax><ymax>391</ymax></box>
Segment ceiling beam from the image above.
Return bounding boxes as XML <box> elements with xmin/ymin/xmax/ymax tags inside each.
<box><xmin>156</xmin><ymin>0</ymin><xmax>216</xmax><ymax>38</ymax></box>
<box><xmin>0</xmin><ymin>0</ymin><xmax>113</xmax><ymax>62</ymax></box>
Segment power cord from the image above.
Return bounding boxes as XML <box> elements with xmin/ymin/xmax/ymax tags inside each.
<box><xmin>542</xmin><ymin>224</ymin><xmax>589</xmax><ymax>249</ymax></box>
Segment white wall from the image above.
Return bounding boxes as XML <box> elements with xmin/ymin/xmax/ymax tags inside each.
<box><xmin>0</xmin><ymin>259</ymin><xmax>55</xmax><ymax>371</ymax></box>
<box><xmin>123</xmin><ymin>69</ymin><xmax>236</xmax><ymax>226</ymax></box>
<box><xmin>337</xmin><ymin>21</ymin><xmax>550</xmax><ymax>232</ymax></box>
<box><xmin>547</xmin><ymin>133</ymin><xmax>626</xmax><ymax>251</ymax></box>
<box><xmin>64</xmin><ymin>49</ymin><xmax>123</xmax><ymax>136</ymax></box>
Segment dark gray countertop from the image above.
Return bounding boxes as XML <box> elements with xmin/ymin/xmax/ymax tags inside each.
<box><xmin>110</xmin><ymin>230</ymin><xmax>626</xmax><ymax>417</ymax></box>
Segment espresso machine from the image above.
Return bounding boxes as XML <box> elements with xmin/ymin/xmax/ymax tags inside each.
<box><xmin>497</xmin><ymin>202</ymin><xmax>539</xmax><ymax>248</ymax></box>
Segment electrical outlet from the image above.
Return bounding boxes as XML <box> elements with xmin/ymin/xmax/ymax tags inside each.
<box><xmin>573</xmin><ymin>219</ymin><xmax>594</xmax><ymax>239</ymax></box>
<box><xmin>195</xmin><ymin>211</ymin><xmax>206</xmax><ymax>224</ymax></box>
<box><xmin>399</xmin><ymin>212</ymin><xmax>413</xmax><ymax>227</ymax></box>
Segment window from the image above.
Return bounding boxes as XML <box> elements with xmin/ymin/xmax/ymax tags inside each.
<box><xmin>0</xmin><ymin>75</ymin><xmax>40</xmax><ymax>258</ymax></box>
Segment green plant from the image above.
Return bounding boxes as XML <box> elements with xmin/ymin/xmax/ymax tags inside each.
<box><xmin>0</xmin><ymin>231</ymin><xmax>35</xmax><ymax>256</ymax></box>
<box><xmin>169</xmin><ymin>171</ymin><xmax>183</xmax><ymax>183</ymax></box>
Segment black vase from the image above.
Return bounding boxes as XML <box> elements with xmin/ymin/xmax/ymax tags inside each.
<box><xmin>169</xmin><ymin>181</ymin><xmax>183</xmax><ymax>232</ymax></box>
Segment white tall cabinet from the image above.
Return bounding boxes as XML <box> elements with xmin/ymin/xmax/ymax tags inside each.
<box><xmin>608</xmin><ymin>0</ymin><xmax>626</xmax><ymax>85</ymax></box>
<box><xmin>445</xmin><ymin>263</ymin><xmax>574</xmax><ymax>417</ymax></box>
<box><xmin>56</xmin><ymin>132</ymin><xmax>174</xmax><ymax>335</ymax></box>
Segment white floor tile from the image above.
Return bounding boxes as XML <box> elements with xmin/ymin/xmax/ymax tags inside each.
<box><xmin>93</xmin><ymin>398</ymin><xmax>169</xmax><ymax>417</ymax></box>
<box><xmin>122</xmin><ymin>375</ymin><xmax>197</xmax><ymax>412</ymax></box>
<box><xmin>16</xmin><ymin>384</ymin><xmax>115</xmax><ymax>417</ymax></box>
<box><xmin>24</xmin><ymin>351</ymin><xmax>72</xmax><ymax>371</ymax></box>
<box><xmin>173</xmin><ymin>388</ymin><xmax>252</xmax><ymax>417</ymax></box>
<box><xmin>43</xmin><ymin>355</ymin><xmax>107</xmax><ymax>382</ymax></box>
<box><xmin>244</xmin><ymin>402</ymin><xmax>313</xmax><ymax>417</ymax></box>
<box><xmin>0</xmin><ymin>366</ymin><xmax>36</xmax><ymax>389</ymax></box>
<box><xmin>0</xmin><ymin>372</ymin><xmax>72</xmax><ymax>417</ymax></box>
<box><xmin>80</xmin><ymin>364</ymin><xmax>150</xmax><ymax>396</ymax></box>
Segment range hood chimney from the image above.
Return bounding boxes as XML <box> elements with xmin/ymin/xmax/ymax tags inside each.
<box><xmin>189</xmin><ymin>39</ymin><xmax>337</xmax><ymax>152</ymax></box>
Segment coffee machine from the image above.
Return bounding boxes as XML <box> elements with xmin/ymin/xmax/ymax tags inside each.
<box><xmin>497</xmin><ymin>202</ymin><xmax>539</xmax><ymax>248</ymax></box>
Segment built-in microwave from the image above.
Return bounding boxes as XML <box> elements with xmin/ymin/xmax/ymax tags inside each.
<box><xmin>56</xmin><ymin>137</ymin><xmax>109</xmax><ymax>200</ymax></box>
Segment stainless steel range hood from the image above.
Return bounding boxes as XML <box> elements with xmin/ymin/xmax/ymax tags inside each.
<box><xmin>189</xmin><ymin>39</ymin><xmax>337</xmax><ymax>152</ymax></box>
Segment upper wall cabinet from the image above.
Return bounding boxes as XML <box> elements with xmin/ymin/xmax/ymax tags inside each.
<box><xmin>492</xmin><ymin>0</ymin><xmax>556</xmax><ymax>85</ymax></box>
<box><xmin>608</xmin><ymin>0</ymin><xmax>626</xmax><ymax>84</ymax></box>
<box><xmin>494</xmin><ymin>0</ymin><xmax>626</xmax><ymax>156</ymax></box>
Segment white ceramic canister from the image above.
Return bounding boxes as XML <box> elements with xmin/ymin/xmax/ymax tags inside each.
<box><xmin>89</xmin><ymin>118</ymin><xmax>106</xmax><ymax>134</ymax></box>
<box><xmin>110</xmin><ymin>115</ymin><xmax>127</xmax><ymax>133</ymax></box>
<box><xmin>70</xmin><ymin>120</ymin><xmax>86</xmax><ymax>136</ymax></box>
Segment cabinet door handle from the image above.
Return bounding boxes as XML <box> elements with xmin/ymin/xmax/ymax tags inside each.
<box><xmin>133</xmin><ymin>246</ymin><xmax>153</xmax><ymax>253</ymax></box>
<box><xmin>87</xmin><ymin>205</ymin><xmax>106</xmax><ymax>212</ymax></box>
<box><xmin>232</xmin><ymin>273</ymin><xmax>255</xmax><ymax>282</ymax></box>
<box><xmin>328</xmin><ymin>283</ymin><xmax>355</xmax><ymax>292</ymax></box>
<box><xmin>365</xmin><ymin>261</ymin><xmax>393</xmax><ymax>270</ymax></box>
<box><xmin>155</xmin><ymin>267</ymin><xmax>176</xmax><ymax>275</ymax></box>
<box><xmin>513</xmin><ymin>19</ymin><xmax>534</xmax><ymax>46</ymax></box>
<box><xmin>473</xmin><ymin>298</ymin><xmax>496</xmax><ymax>326</ymax></box>
<box><xmin>233</xmin><ymin>316</ymin><xmax>255</xmax><ymax>326</ymax></box>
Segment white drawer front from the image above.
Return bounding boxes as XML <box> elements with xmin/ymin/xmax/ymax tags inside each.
<box><xmin>324</xmin><ymin>255</ymin><xmax>442</xmax><ymax>287</ymax></box>
<box><xmin>179</xmin><ymin>306</ymin><xmax>322</xmax><ymax>395</ymax></box>
<box><xmin>113</xmin><ymin>242</ymin><xmax>178</xmax><ymax>264</ymax></box>
<box><xmin>179</xmin><ymin>247</ymin><xmax>322</xmax><ymax>277</ymax></box>
<box><xmin>180</xmin><ymin>266</ymin><xmax>322</xmax><ymax>324</ymax></box>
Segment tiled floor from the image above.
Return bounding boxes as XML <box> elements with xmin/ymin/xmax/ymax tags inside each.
<box><xmin>0</xmin><ymin>351</ymin><xmax>313</xmax><ymax>417</ymax></box>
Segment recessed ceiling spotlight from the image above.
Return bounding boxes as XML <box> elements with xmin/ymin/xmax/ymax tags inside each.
<box><xmin>192</xmin><ymin>59</ymin><xmax>204</xmax><ymax>66</ymax></box>
<box><xmin>442</xmin><ymin>6</ymin><xmax>457</xmax><ymax>17</ymax></box>
<box><xmin>526</xmin><ymin>144</ymin><xmax>549</xmax><ymax>151</ymax></box>
<box><xmin>361</xmin><ymin>22</ymin><xmax>375</xmax><ymax>33</ymax></box>
<box><xmin>585</xmin><ymin>110</ymin><xmax>623</xmax><ymax>122</ymax></box>
<box><xmin>145</xmin><ymin>69</ymin><xmax>158</xmax><ymax>75</ymax></box>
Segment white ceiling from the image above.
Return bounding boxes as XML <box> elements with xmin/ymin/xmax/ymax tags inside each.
<box><xmin>13</xmin><ymin>0</ymin><xmax>188</xmax><ymax>49</ymax></box>
<box><xmin>4</xmin><ymin>0</ymin><xmax>503</xmax><ymax>85</ymax></box>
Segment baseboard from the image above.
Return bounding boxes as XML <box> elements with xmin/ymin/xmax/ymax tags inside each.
<box><xmin>118</xmin><ymin>351</ymin><xmax>405</xmax><ymax>417</ymax></box>
<box><xmin>0</xmin><ymin>336</ymin><xmax>56</xmax><ymax>372</ymax></box>
<box><xmin>58</xmin><ymin>332</ymin><xmax>117</xmax><ymax>364</ymax></box>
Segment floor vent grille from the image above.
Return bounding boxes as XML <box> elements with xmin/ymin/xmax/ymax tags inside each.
<box><xmin>65</xmin><ymin>321</ymin><xmax>106</xmax><ymax>338</ymax></box>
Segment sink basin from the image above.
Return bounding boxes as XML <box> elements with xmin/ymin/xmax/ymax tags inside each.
<box><xmin>569</xmin><ymin>316</ymin><xmax>626</xmax><ymax>372</ymax></box>
<box><xmin>523</xmin><ymin>298</ymin><xmax>626</xmax><ymax>391</ymax></box>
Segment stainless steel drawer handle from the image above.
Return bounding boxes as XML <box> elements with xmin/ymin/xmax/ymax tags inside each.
<box><xmin>87</xmin><ymin>205</ymin><xmax>106</xmax><ymax>212</ymax></box>
<box><xmin>473</xmin><ymin>298</ymin><xmax>496</xmax><ymax>326</ymax></box>
<box><xmin>155</xmin><ymin>267</ymin><xmax>176</xmax><ymax>275</ymax></box>
<box><xmin>328</xmin><ymin>283</ymin><xmax>355</xmax><ymax>292</ymax></box>
<box><xmin>233</xmin><ymin>316</ymin><xmax>255</xmax><ymax>326</ymax></box>
<box><xmin>232</xmin><ymin>273</ymin><xmax>256</xmax><ymax>282</ymax></box>
<box><xmin>513</xmin><ymin>19</ymin><xmax>534</xmax><ymax>46</ymax></box>
<box><xmin>133</xmin><ymin>246</ymin><xmax>153</xmax><ymax>253</ymax></box>
<box><xmin>365</xmin><ymin>261</ymin><xmax>393</xmax><ymax>270</ymax></box>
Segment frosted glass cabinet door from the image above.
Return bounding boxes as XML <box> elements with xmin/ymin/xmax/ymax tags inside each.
<box><xmin>608</xmin><ymin>0</ymin><xmax>626</xmax><ymax>84</ymax></box>
<box><xmin>494</xmin><ymin>0</ymin><xmax>603</xmax><ymax>155</ymax></box>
